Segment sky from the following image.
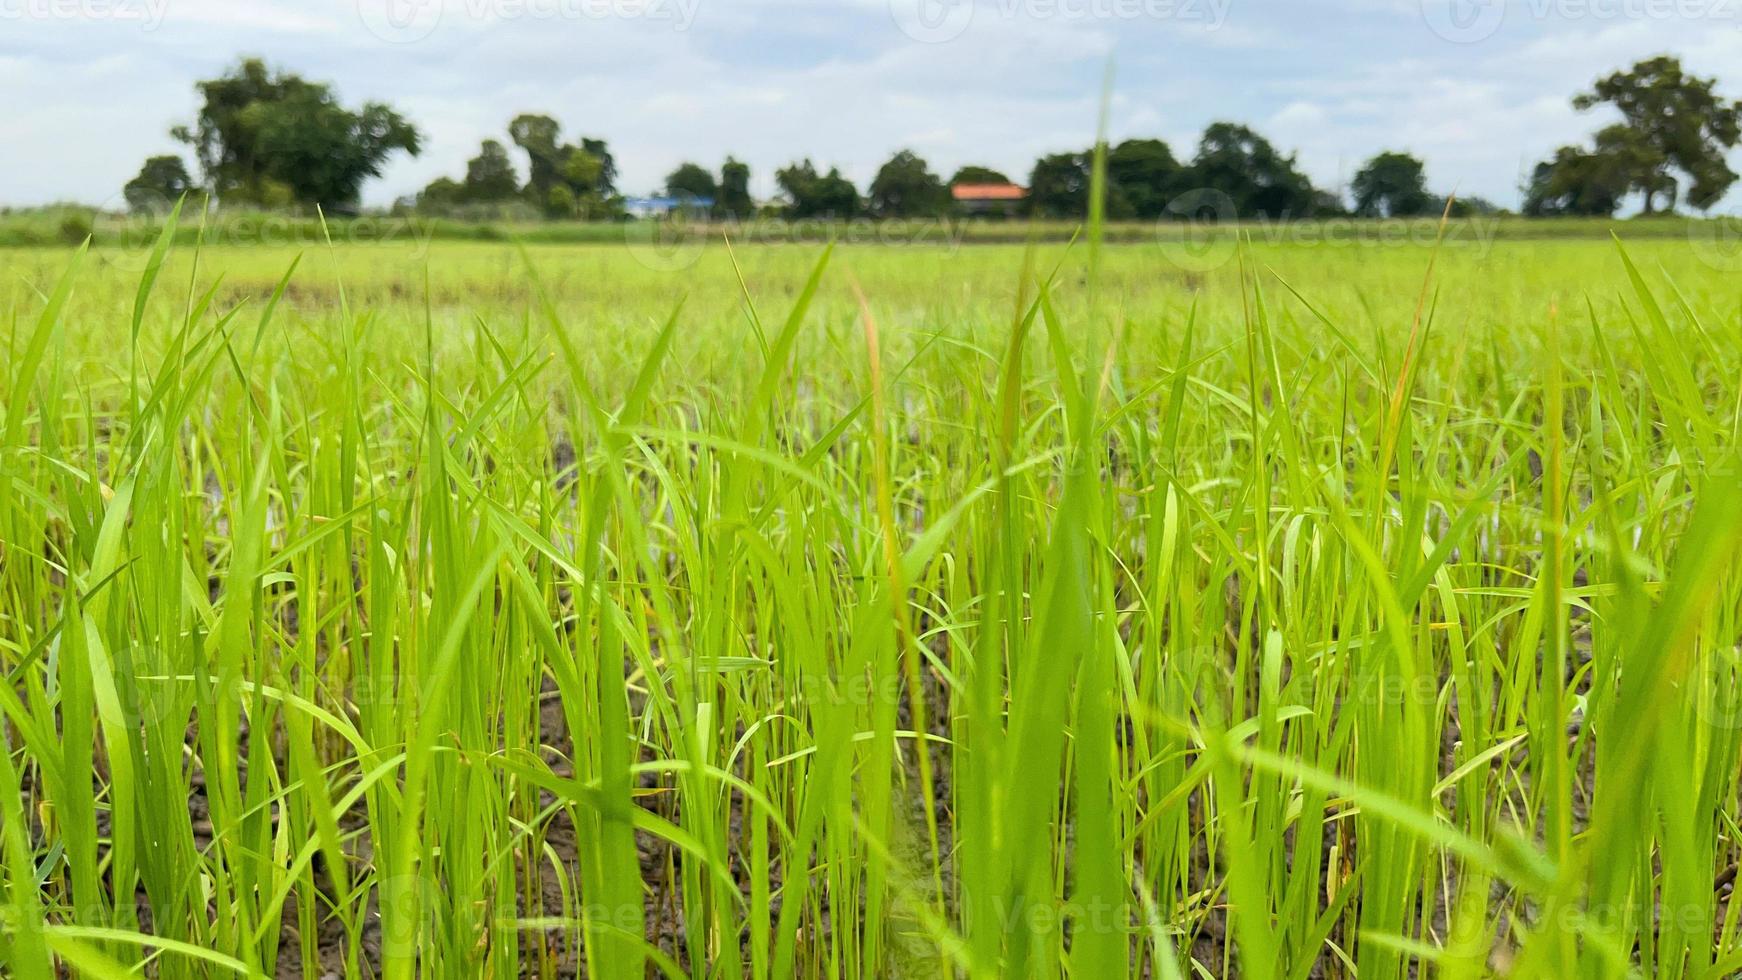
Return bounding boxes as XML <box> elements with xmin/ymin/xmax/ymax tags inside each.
<box><xmin>3</xmin><ymin>0</ymin><xmax>1742</xmax><ymax>211</ymax></box>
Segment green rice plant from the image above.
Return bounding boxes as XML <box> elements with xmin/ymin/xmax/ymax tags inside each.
<box><xmin>0</xmin><ymin>180</ymin><xmax>1739</xmax><ymax>979</ymax></box>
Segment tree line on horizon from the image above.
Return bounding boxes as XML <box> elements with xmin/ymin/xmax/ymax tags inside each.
<box><xmin>121</xmin><ymin>55</ymin><xmax>1742</xmax><ymax>224</ymax></box>
<box><xmin>398</xmin><ymin>121</ymin><xmax>1479</xmax><ymax>223</ymax></box>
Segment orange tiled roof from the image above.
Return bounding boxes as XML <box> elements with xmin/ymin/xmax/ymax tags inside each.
<box><xmin>952</xmin><ymin>183</ymin><xmax>1027</xmax><ymax>201</ymax></box>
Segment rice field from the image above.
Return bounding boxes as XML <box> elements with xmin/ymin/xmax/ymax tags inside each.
<box><xmin>2</xmin><ymin>216</ymin><xmax>1741</xmax><ymax>978</ymax></box>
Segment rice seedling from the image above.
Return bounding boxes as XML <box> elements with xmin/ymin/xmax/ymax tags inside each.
<box><xmin>1</xmin><ymin>198</ymin><xmax>1739</xmax><ymax>978</ymax></box>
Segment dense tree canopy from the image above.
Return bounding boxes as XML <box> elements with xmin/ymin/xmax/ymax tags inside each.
<box><xmin>717</xmin><ymin>157</ymin><xmax>754</xmax><ymax>218</ymax></box>
<box><xmin>665</xmin><ymin>163</ymin><xmax>718</xmax><ymax>202</ymax></box>
<box><xmin>1522</xmin><ymin>135</ymin><xmax>1637</xmax><ymax>217</ymax></box>
<box><xmin>124</xmin><ymin>156</ymin><xmax>193</xmax><ymax>212</ymax></box>
<box><xmin>868</xmin><ymin>150</ymin><xmax>950</xmax><ymax>217</ymax></box>
<box><xmin>171</xmin><ymin>58</ymin><xmax>420</xmax><ymax>212</ymax></box>
<box><xmin>505</xmin><ymin>114</ymin><xmax>617</xmax><ymax>216</ymax></box>
<box><xmin>1105</xmin><ymin>138</ymin><xmax>1184</xmax><ymax>219</ymax></box>
<box><xmin>1027</xmin><ymin>153</ymin><xmax>1091</xmax><ymax>217</ymax></box>
<box><xmin>1571</xmin><ymin>56</ymin><xmax>1741</xmax><ymax>212</ymax></box>
<box><xmin>776</xmin><ymin>160</ymin><xmax>859</xmax><ymax>218</ymax></box>
<box><xmin>463</xmin><ymin>140</ymin><xmax>520</xmax><ymax>203</ymax></box>
<box><xmin>1188</xmin><ymin>122</ymin><xmax>1317</xmax><ymax>218</ymax></box>
<box><xmin>1351</xmin><ymin>151</ymin><xmax>1432</xmax><ymax>217</ymax></box>
<box><xmin>1026</xmin><ymin>128</ymin><xmax>1331</xmax><ymax>221</ymax></box>
<box><xmin>409</xmin><ymin>114</ymin><xmax>619</xmax><ymax>217</ymax></box>
<box><xmin>416</xmin><ymin>177</ymin><xmax>465</xmax><ymax>212</ymax></box>
<box><xmin>949</xmin><ymin>165</ymin><xmax>1011</xmax><ymax>186</ymax></box>
<box><xmin>575</xmin><ymin>138</ymin><xmax>618</xmax><ymax>197</ymax></box>
<box><xmin>127</xmin><ymin>55</ymin><xmax>1742</xmax><ymax>224</ymax></box>
<box><xmin>508</xmin><ymin>114</ymin><xmax>565</xmax><ymax>200</ymax></box>
<box><xmin>1530</xmin><ymin>56</ymin><xmax>1742</xmax><ymax>214</ymax></box>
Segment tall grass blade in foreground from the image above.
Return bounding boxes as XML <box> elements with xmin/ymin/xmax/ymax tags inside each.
<box><xmin>0</xmin><ymin>209</ymin><xmax>1739</xmax><ymax>978</ymax></box>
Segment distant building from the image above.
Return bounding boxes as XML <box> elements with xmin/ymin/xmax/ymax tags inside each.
<box><xmin>951</xmin><ymin>182</ymin><xmax>1026</xmax><ymax>217</ymax></box>
<box><xmin>624</xmin><ymin>195</ymin><xmax>714</xmax><ymax>219</ymax></box>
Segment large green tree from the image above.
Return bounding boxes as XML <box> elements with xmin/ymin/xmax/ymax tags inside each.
<box><xmin>1521</xmin><ymin>131</ymin><xmax>1642</xmax><ymax>217</ymax></box>
<box><xmin>1027</xmin><ymin>152</ymin><xmax>1090</xmax><ymax>218</ymax></box>
<box><xmin>508</xmin><ymin>114</ymin><xmax>617</xmax><ymax>213</ymax></box>
<box><xmin>1351</xmin><ymin>151</ymin><xmax>1432</xmax><ymax>217</ymax></box>
<box><xmin>417</xmin><ymin>177</ymin><xmax>465</xmax><ymax>211</ymax></box>
<box><xmin>576</xmin><ymin>138</ymin><xmax>618</xmax><ymax>196</ymax></box>
<box><xmin>1569</xmin><ymin>56</ymin><xmax>1742</xmax><ymax>212</ymax></box>
<box><xmin>775</xmin><ymin>160</ymin><xmax>859</xmax><ymax>218</ymax></box>
<box><xmin>463</xmin><ymin>139</ymin><xmax>520</xmax><ymax>202</ymax></box>
<box><xmin>1187</xmin><ymin>122</ymin><xmax>1317</xmax><ymax>218</ymax></box>
<box><xmin>123</xmin><ymin>155</ymin><xmax>193</xmax><ymax>212</ymax></box>
<box><xmin>717</xmin><ymin>157</ymin><xmax>753</xmax><ymax>218</ymax></box>
<box><xmin>1106</xmin><ymin>138</ymin><xmax>1184</xmax><ymax>219</ymax></box>
<box><xmin>665</xmin><ymin>163</ymin><xmax>718</xmax><ymax>202</ymax></box>
<box><xmin>508</xmin><ymin>114</ymin><xmax>565</xmax><ymax>199</ymax></box>
<box><xmin>549</xmin><ymin>148</ymin><xmax>608</xmax><ymax>218</ymax></box>
<box><xmin>171</xmin><ymin>58</ymin><xmax>420</xmax><ymax>211</ymax></box>
<box><xmin>868</xmin><ymin>150</ymin><xmax>950</xmax><ymax>217</ymax></box>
